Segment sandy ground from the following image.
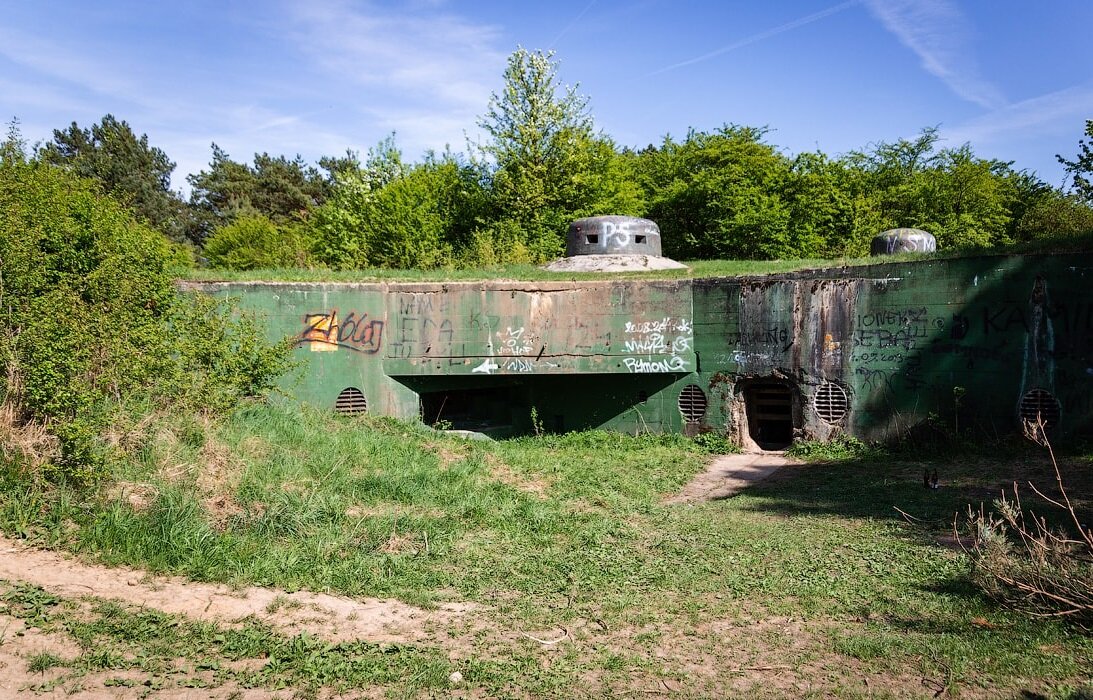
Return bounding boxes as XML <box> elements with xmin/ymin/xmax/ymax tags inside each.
<box><xmin>666</xmin><ymin>451</ymin><xmax>795</xmax><ymax>504</ymax></box>
<box><xmin>0</xmin><ymin>537</ymin><xmax>474</xmax><ymax>645</ymax></box>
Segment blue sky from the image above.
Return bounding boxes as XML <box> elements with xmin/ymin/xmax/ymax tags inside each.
<box><xmin>2</xmin><ymin>1</ymin><xmax>1090</xmax><ymax>193</ymax></box>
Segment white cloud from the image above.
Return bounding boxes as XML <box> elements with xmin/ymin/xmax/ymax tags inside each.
<box><xmin>864</xmin><ymin>0</ymin><xmax>1005</xmax><ymax>109</ymax></box>
<box><xmin>0</xmin><ymin>75</ymin><xmax>97</xmax><ymax>116</ymax></box>
<box><xmin>282</xmin><ymin>0</ymin><xmax>505</xmax><ymax>113</ymax></box>
<box><xmin>271</xmin><ymin>0</ymin><xmax>509</xmax><ymax>162</ymax></box>
<box><xmin>0</xmin><ymin>28</ymin><xmax>139</xmax><ymax>101</ymax></box>
<box><xmin>941</xmin><ymin>83</ymin><xmax>1093</xmax><ymax>147</ymax></box>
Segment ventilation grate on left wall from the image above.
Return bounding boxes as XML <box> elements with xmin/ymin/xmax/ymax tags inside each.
<box><xmin>677</xmin><ymin>384</ymin><xmax>708</xmax><ymax>423</ymax></box>
<box><xmin>335</xmin><ymin>387</ymin><xmax>368</xmax><ymax>415</ymax></box>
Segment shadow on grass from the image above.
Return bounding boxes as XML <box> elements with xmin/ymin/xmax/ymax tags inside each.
<box><xmin>732</xmin><ymin>447</ymin><xmax>1093</xmax><ymax>535</ymax></box>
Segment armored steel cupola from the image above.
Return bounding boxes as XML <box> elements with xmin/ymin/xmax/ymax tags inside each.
<box><xmin>566</xmin><ymin>216</ymin><xmax>662</xmax><ymax>257</ymax></box>
<box><xmin>870</xmin><ymin>228</ymin><xmax>936</xmax><ymax>256</ymax></box>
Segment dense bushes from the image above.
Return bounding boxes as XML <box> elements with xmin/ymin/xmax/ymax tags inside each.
<box><xmin>0</xmin><ymin>147</ymin><xmax>292</xmax><ymax>481</ymax></box>
<box><xmin>196</xmin><ymin>115</ymin><xmax>1092</xmax><ymax>272</ymax></box>
<box><xmin>203</xmin><ymin>215</ymin><xmax>315</xmax><ymax>270</ymax></box>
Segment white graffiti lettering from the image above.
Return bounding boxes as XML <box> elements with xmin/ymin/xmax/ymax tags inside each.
<box><xmin>623</xmin><ymin>356</ymin><xmax>689</xmax><ymax>373</ymax></box>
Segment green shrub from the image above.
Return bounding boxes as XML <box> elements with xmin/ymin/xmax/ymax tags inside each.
<box><xmin>786</xmin><ymin>435</ymin><xmax>877</xmax><ymax>461</ymax></box>
<box><xmin>691</xmin><ymin>430</ymin><xmax>738</xmax><ymax>454</ymax></box>
<box><xmin>203</xmin><ymin>214</ymin><xmax>316</xmax><ymax>270</ymax></box>
<box><xmin>0</xmin><ymin>148</ymin><xmax>292</xmax><ymax>482</ymax></box>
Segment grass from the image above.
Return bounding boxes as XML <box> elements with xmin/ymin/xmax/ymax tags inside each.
<box><xmin>179</xmin><ymin>231</ymin><xmax>1093</xmax><ymax>284</ymax></box>
<box><xmin>180</xmin><ymin>256</ymin><xmax>867</xmax><ymax>284</ymax></box>
<box><xmin>2</xmin><ymin>403</ymin><xmax>1092</xmax><ymax>697</ymax></box>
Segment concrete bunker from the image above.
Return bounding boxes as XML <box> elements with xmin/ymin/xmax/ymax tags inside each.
<box><xmin>542</xmin><ymin>215</ymin><xmax>687</xmax><ymax>271</ymax></box>
<box><xmin>188</xmin><ymin>249</ymin><xmax>1093</xmax><ymax>447</ymax></box>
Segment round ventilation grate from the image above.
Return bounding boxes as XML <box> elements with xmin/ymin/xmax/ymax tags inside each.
<box><xmin>677</xmin><ymin>384</ymin><xmax>708</xmax><ymax>423</ymax></box>
<box><xmin>334</xmin><ymin>387</ymin><xmax>368</xmax><ymax>415</ymax></box>
<box><xmin>813</xmin><ymin>382</ymin><xmax>849</xmax><ymax>424</ymax></box>
<box><xmin>1018</xmin><ymin>388</ymin><xmax>1060</xmax><ymax>429</ymax></box>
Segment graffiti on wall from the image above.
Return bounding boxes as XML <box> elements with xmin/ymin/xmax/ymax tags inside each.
<box><xmin>586</xmin><ymin>218</ymin><xmax>660</xmax><ymax>249</ymax></box>
<box><xmin>298</xmin><ymin>310</ymin><xmax>384</xmax><ymax>354</ymax></box>
<box><xmin>727</xmin><ymin>326</ymin><xmax>792</xmax><ymax>349</ymax></box>
<box><xmin>471</xmin><ymin>325</ymin><xmax>561</xmax><ymax>374</ymax></box>
<box><xmin>851</xmin><ymin>308</ymin><xmax>942</xmax><ymax>393</ymax></box>
<box><xmin>389</xmin><ymin>294</ymin><xmax>457</xmax><ymax>360</ymax></box>
<box><xmin>622</xmin><ymin>317</ymin><xmax>692</xmax><ymax>373</ymax></box>
<box><xmin>853</xmin><ymin>307</ymin><xmax>935</xmax><ymax>351</ymax></box>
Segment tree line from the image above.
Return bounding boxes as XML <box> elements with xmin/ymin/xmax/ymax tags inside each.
<box><xmin>17</xmin><ymin>48</ymin><xmax>1093</xmax><ymax>270</ymax></box>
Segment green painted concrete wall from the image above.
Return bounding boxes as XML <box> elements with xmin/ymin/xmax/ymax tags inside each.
<box><xmin>183</xmin><ymin>252</ymin><xmax>1093</xmax><ymax>443</ymax></box>
<box><xmin>692</xmin><ymin>253</ymin><xmax>1093</xmax><ymax>443</ymax></box>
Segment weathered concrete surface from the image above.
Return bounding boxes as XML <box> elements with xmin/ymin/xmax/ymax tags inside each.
<box><xmin>666</xmin><ymin>452</ymin><xmax>796</xmax><ymax>503</ymax></box>
<box><xmin>541</xmin><ymin>254</ymin><xmax>688</xmax><ymax>272</ymax></box>
<box><xmin>565</xmin><ymin>215</ymin><xmax>664</xmax><ymax>257</ymax></box>
<box><xmin>186</xmin><ymin>252</ymin><xmax>1093</xmax><ymax>443</ymax></box>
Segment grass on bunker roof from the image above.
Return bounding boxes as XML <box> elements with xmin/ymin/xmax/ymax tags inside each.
<box><xmin>180</xmin><ymin>256</ymin><xmax>860</xmax><ymax>284</ymax></box>
<box><xmin>1</xmin><ymin>403</ymin><xmax>1091</xmax><ymax>697</ymax></box>
<box><xmin>180</xmin><ymin>231</ymin><xmax>1093</xmax><ymax>285</ymax></box>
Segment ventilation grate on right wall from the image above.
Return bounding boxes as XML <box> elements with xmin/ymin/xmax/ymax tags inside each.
<box><xmin>813</xmin><ymin>382</ymin><xmax>849</xmax><ymax>424</ymax></box>
<box><xmin>1018</xmin><ymin>388</ymin><xmax>1060</xmax><ymax>429</ymax></box>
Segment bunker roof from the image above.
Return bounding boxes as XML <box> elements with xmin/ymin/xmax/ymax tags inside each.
<box><xmin>182</xmin><ymin>237</ymin><xmax>1093</xmax><ymax>287</ymax></box>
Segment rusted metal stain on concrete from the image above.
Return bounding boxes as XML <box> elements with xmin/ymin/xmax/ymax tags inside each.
<box><xmin>804</xmin><ymin>279</ymin><xmax>855</xmax><ymax>381</ymax></box>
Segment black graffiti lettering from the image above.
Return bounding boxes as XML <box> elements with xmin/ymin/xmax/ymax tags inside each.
<box><xmin>398</xmin><ymin>295</ymin><xmax>434</xmax><ymax>315</ymax></box>
<box><xmin>298</xmin><ymin>310</ymin><xmax>384</xmax><ymax>354</ymax></box>
<box><xmin>727</xmin><ymin>326</ymin><xmax>790</xmax><ymax>346</ymax></box>
<box><xmin>983</xmin><ymin>306</ymin><xmax>1026</xmax><ymax>335</ymax></box>
<box><xmin>857</xmin><ymin>308</ymin><xmax>928</xmax><ymax>328</ymax></box>
<box><xmin>398</xmin><ymin>316</ymin><xmax>417</xmax><ymax>345</ymax></box>
<box><xmin>1047</xmin><ymin>301</ymin><xmax>1093</xmax><ymax>336</ymax></box>
<box><xmin>854</xmin><ymin>328</ymin><xmax>918</xmax><ymax>350</ymax></box>
<box><xmin>855</xmin><ymin>366</ymin><xmax>893</xmax><ymax>392</ymax></box>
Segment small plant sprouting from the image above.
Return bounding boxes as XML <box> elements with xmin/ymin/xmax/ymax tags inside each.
<box><xmin>953</xmin><ymin>385</ymin><xmax>966</xmax><ymax>435</ymax></box>
<box><xmin>530</xmin><ymin>406</ymin><xmax>544</xmax><ymax>437</ymax></box>
<box><xmin>27</xmin><ymin>651</ymin><xmax>64</xmax><ymax>674</ymax></box>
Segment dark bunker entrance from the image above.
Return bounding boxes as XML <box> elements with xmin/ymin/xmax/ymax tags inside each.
<box><xmin>419</xmin><ymin>385</ymin><xmax>522</xmax><ymax>438</ymax></box>
<box><xmin>405</xmin><ymin>373</ymin><xmax>683</xmax><ymax>438</ymax></box>
<box><xmin>742</xmin><ymin>381</ymin><xmax>795</xmax><ymax>450</ymax></box>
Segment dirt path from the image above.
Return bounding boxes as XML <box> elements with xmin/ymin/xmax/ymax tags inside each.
<box><xmin>0</xmin><ymin>536</ymin><xmax>475</xmax><ymax>645</ymax></box>
<box><xmin>667</xmin><ymin>451</ymin><xmax>796</xmax><ymax>504</ymax></box>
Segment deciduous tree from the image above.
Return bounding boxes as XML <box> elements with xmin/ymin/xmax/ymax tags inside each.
<box><xmin>1058</xmin><ymin>119</ymin><xmax>1093</xmax><ymax>204</ymax></box>
<box><xmin>476</xmin><ymin>48</ymin><xmax>641</xmax><ymax>261</ymax></box>
<box><xmin>637</xmin><ymin>126</ymin><xmax>793</xmax><ymax>260</ymax></box>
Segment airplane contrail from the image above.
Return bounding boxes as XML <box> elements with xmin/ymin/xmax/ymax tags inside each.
<box><xmin>649</xmin><ymin>0</ymin><xmax>860</xmax><ymax>77</ymax></box>
<box><xmin>549</xmin><ymin>0</ymin><xmax>599</xmax><ymax>49</ymax></box>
